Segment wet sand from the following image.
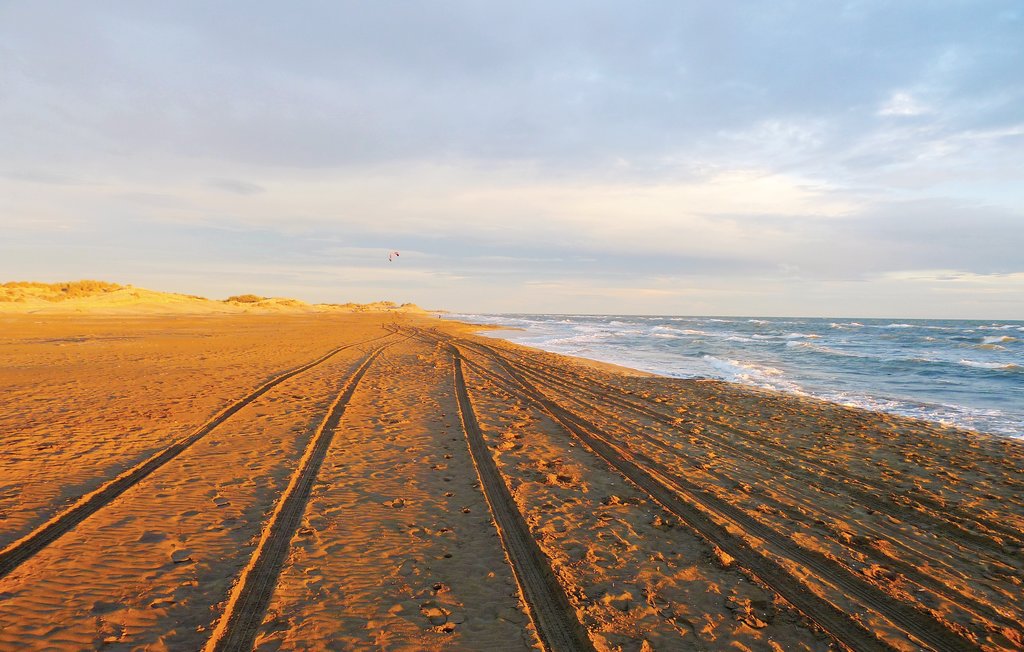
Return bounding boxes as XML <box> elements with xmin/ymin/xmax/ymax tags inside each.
<box><xmin>0</xmin><ymin>313</ymin><xmax>1021</xmax><ymax>650</ymax></box>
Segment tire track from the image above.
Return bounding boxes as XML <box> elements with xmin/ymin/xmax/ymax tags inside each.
<box><xmin>467</xmin><ymin>336</ymin><xmax>1020</xmax><ymax>557</ymax></box>
<box><xmin>452</xmin><ymin>347</ymin><xmax>595</xmax><ymax>652</ymax></box>
<box><xmin>204</xmin><ymin>341</ymin><xmax>392</xmax><ymax>652</ymax></box>
<box><xmin>509</xmin><ymin>345</ymin><xmax>1021</xmax><ymax>543</ymax></box>
<box><xmin>446</xmin><ymin>334</ymin><xmax>981</xmax><ymax>652</ymax></box>
<box><xmin>504</xmin><ymin>358</ymin><xmax>1016</xmax><ymax>641</ymax></box>
<box><xmin>529</xmin><ymin>368</ymin><xmax>1014</xmax><ymax>632</ymax></box>
<box><xmin>0</xmin><ymin>332</ymin><xmax>393</xmax><ymax>580</ymax></box>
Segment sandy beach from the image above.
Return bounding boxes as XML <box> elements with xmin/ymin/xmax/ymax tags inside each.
<box><xmin>1</xmin><ymin>311</ymin><xmax>1022</xmax><ymax>651</ymax></box>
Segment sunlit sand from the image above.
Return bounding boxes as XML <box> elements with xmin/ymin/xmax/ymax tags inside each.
<box><xmin>0</xmin><ymin>284</ymin><xmax>1021</xmax><ymax>650</ymax></box>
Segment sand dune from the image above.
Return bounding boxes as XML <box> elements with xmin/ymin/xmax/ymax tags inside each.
<box><xmin>0</xmin><ymin>310</ymin><xmax>1021</xmax><ymax>650</ymax></box>
<box><xmin>0</xmin><ymin>280</ymin><xmax>427</xmax><ymax>315</ymax></box>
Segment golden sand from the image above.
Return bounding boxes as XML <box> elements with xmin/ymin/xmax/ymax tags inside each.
<box><xmin>0</xmin><ymin>308</ymin><xmax>1021</xmax><ymax>650</ymax></box>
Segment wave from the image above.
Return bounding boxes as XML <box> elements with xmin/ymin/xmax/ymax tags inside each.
<box><xmin>542</xmin><ymin>332</ymin><xmax>614</xmax><ymax>347</ymax></box>
<box><xmin>451</xmin><ymin>313</ymin><xmax>1023</xmax><ymax>437</ymax></box>
<box><xmin>785</xmin><ymin>341</ymin><xmax>867</xmax><ymax>358</ymax></box>
<box><xmin>982</xmin><ymin>335</ymin><xmax>1018</xmax><ymax>345</ymax></box>
<box><xmin>958</xmin><ymin>359</ymin><xmax>1022</xmax><ymax>372</ymax></box>
<box><xmin>651</xmin><ymin>325</ymin><xmax>711</xmax><ymax>337</ymax></box>
<box><xmin>876</xmin><ymin>322</ymin><xmax>957</xmax><ymax>331</ymax></box>
<box><xmin>701</xmin><ymin>355</ymin><xmax>804</xmax><ymax>393</ymax></box>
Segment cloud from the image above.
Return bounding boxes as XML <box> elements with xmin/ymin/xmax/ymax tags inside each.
<box><xmin>1</xmin><ymin>2</ymin><xmax>1022</xmax><ymax>317</ymax></box>
<box><xmin>878</xmin><ymin>91</ymin><xmax>931</xmax><ymax>117</ymax></box>
<box><xmin>207</xmin><ymin>179</ymin><xmax>265</xmax><ymax>195</ymax></box>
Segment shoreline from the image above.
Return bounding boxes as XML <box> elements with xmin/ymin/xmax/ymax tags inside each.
<box><xmin>0</xmin><ymin>311</ymin><xmax>1021</xmax><ymax>649</ymax></box>
<box><xmin>447</xmin><ymin>313</ymin><xmax>1023</xmax><ymax>439</ymax></box>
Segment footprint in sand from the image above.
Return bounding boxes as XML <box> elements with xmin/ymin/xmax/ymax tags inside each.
<box><xmin>170</xmin><ymin>549</ymin><xmax>194</xmax><ymax>564</ymax></box>
<box><xmin>137</xmin><ymin>531</ymin><xmax>167</xmax><ymax>544</ymax></box>
<box><xmin>419</xmin><ymin>601</ymin><xmax>450</xmax><ymax>626</ymax></box>
<box><xmin>212</xmin><ymin>496</ymin><xmax>230</xmax><ymax>508</ymax></box>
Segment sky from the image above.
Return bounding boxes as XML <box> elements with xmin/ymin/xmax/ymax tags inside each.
<box><xmin>2</xmin><ymin>1</ymin><xmax>1022</xmax><ymax>318</ymax></box>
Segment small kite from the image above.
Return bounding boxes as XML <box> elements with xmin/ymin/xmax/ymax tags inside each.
<box><xmin>388</xmin><ymin>250</ymin><xmax>400</xmax><ymax>262</ymax></box>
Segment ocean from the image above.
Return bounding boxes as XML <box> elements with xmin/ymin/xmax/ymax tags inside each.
<box><xmin>444</xmin><ymin>314</ymin><xmax>1024</xmax><ymax>438</ymax></box>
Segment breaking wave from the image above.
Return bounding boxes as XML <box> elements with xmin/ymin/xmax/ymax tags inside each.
<box><xmin>445</xmin><ymin>313</ymin><xmax>1024</xmax><ymax>438</ymax></box>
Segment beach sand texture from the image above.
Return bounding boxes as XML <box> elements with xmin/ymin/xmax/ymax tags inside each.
<box><xmin>1</xmin><ymin>312</ymin><xmax>1022</xmax><ymax>651</ymax></box>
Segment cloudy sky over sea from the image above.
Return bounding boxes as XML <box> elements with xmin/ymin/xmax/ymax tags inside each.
<box><xmin>2</xmin><ymin>2</ymin><xmax>1022</xmax><ymax>317</ymax></box>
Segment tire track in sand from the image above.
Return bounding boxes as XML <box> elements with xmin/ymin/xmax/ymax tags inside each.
<box><xmin>204</xmin><ymin>340</ymin><xmax>394</xmax><ymax>652</ymax></box>
<box><xmin>505</xmin><ymin>346</ymin><xmax>1021</xmax><ymax>557</ymax></box>
<box><xmin>447</xmin><ymin>333</ymin><xmax>981</xmax><ymax>652</ymax></box>
<box><xmin>503</xmin><ymin>357</ymin><xmax>1015</xmax><ymax>634</ymax></box>
<box><xmin>0</xmin><ymin>332</ymin><xmax>393</xmax><ymax>580</ymax></box>
<box><xmin>451</xmin><ymin>347</ymin><xmax>595</xmax><ymax>652</ymax></box>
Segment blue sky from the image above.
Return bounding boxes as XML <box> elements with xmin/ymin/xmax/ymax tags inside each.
<box><xmin>2</xmin><ymin>1</ymin><xmax>1022</xmax><ymax>317</ymax></box>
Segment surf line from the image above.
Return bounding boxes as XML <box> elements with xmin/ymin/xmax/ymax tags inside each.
<box><xmin>0</xmin><ymin>332</ymin><xmax>395</xmax><ymax>581</ymax></box>
<box><xmin>204</xmin><ymin>341</ymin><xmax>393</xmax><ymax>652</ymax></box>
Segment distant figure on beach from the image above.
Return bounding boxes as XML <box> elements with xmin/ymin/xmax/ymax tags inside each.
<box><xmin>388</xmin><ymin>251</ymin><xmax>400</xmax><ymax>262</ymax></box>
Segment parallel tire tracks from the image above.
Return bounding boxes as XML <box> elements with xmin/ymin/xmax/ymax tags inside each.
<box><xmin>205</xmin><ymin>342</ymin><xmax>391</xmax><ymax>652</ymax></box>
<box><xmin>452</xmin><ymin>348</ymin><xmax>595</xmax><ymax>652</ymax></box>
<box><xmin>443</xmin><ymin>332</ymin><xmax>981</xmax><ymax>652</ymax></box>
<box><xmin>0</xmin><ymin>332</ymin><xmax>393</xmax><ymax>580</ymax></box>
<box><xmin>514</xmin><ymin>363</ymin><xmax>1011</xmax><ymax>630</ymax></box>
<box><xmin>494</xmin><ymin>342</ymin><xmax>1021</xmax><ymax>549</ymax></box>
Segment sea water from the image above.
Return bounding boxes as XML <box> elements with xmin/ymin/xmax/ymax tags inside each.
<box><xmin>444</xmin><ymin>314</ymin><xmax>1024</xmax><ymax>438</ymax></box>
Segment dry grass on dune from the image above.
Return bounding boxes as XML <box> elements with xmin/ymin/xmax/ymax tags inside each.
<box><xmin>0</xmin><ymin>280</ymin><xmax>427</xmax><ymax>315</ymax></box>
<box><xmin>1</xmin><ymin>280</ymin><xmax>125</xmax><ymax>302</ymax></box>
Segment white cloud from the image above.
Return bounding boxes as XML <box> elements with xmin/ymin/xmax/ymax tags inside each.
<box><xmin>2</xmin><ymin>2</ymin><xmax>1022</xmax><ymax>317</ymax></box>
<box><xmin>878</xmin><ymin>91</ymin><xmax>931</xmax><ymax>117</ymax></box>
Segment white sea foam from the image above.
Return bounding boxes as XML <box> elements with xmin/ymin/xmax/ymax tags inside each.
<box><xmin>958</xmin><ymin>359</ymin><xmax>1021</xmax><ymax>371</ymax></box>
<box><xmin>786</xmin><ymin>341</ymin><xmax>866</xmax><ymax>358</ymax></box>
<box><xmin>701</xmin><ymin>355</ymin><xmax>805</xmax><ymax>393</ymax></box>
<box><xmin>446</xmin><ymin>312</ymin><xmax>1023</xmax><ymax>437</ymax></box>
<box><xmin>651</xmin><ymin>325</ymin><xmax>708</xmax><ymax>337</ymax></box>
<box><xmin>982</xmin><ymin>335</ymin><xmax>1018</xmax><ymax>345</ymax></box>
